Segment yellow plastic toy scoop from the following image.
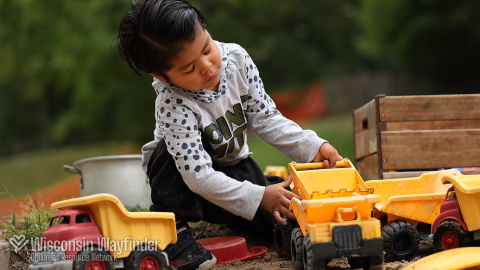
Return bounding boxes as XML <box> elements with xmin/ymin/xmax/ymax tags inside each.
<box><xmin>403</xmin><ymin>247</ymin><xmax>480</xmax><ymax>270</ymax></box>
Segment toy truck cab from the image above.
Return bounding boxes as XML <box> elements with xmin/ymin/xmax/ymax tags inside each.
<box><xmin>29</xmin><ymin>194</ymin><xmax>176</xmax><ymax>270</ymax></box>
<box><xmin>431</xmin><ymin>174</ymin><xmax>480</xmax><ymax>252</ymax></box>
<box><xmin>283</xmin><ymin>159</ymin><xmax>383</xmax><ymax>270</ymax></box>
<box><xmin>45</xmin><ymin>209</ymin><xmax>108</xmax><ymax>255</ymax></box>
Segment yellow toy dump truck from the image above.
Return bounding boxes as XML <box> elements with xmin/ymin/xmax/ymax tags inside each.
<box><xmin>365</xmin><ymin>170</ymin><xmax>459</xmax><ymax>262</ymax></box>
<box><xmin>274</xmin><ymin>159</ymin><xmax>384</xmax><ymax>270</ymax></box>
<box><xmin>28</xmin><ymin>193</ymin><xmax>176</xmax><ymax>270</ymax></box>
<box><xmin>431</xmin><ymin>173</ymin><xmax>480</xmax><ymax>252</ymax></box>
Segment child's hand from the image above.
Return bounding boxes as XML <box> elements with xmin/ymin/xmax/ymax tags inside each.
<box><xmin>260</xmin><ymin>176</ymin><xmax>300</xmax><ymax>225</ymax></box>
<box><xmin>312</xmin><ymin>143</ymin><xmax>343</xmax><ymax>169</ymax></box>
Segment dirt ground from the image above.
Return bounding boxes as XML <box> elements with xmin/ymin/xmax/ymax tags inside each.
<box><xmin>211</xmin><ymin>236</ymin><xmax>432</xmax><ymax>270</ymax></box>
<box><xmin>2</xmin><ymin>222</ymin><xmax>434</xmax><ymax>270</ymax></box>
<box><xmin>192</xmin><ymin>222</ymin><xmax>435</xmax><ymax>270</ymax></box>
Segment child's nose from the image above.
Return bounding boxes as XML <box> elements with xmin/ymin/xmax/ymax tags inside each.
<box><xmin>200</xmin><ymin>59</ymin><xmax>213</xmax><ymax>74</ymax></box>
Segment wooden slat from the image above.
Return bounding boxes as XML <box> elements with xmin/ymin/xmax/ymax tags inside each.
<box><xmin>383</xmin><ymin>170</ymin><xmax>480</xmax><ymax>179</ymax></box>
<box><xmin>353</xmin><ymin>99</ymin><xmax>378</xmax><ymax>160</ymax></box>
<box><xmin>375</xmin><ymin>95</ymin><xmax>387</xmax><ymax>179</ymax></box>
<box><xmin>381</xmin><ymin>129</ymin><xmax>480</xmax><ymax>170</ymax></box>
<box><xmin>387</xmin><ymin>119</ymin><xmax>480</xmax><ymax>131</ymax></box>
<box><xmin>356</xmin><ymin>153</ymin><xmax>380</xmax><ymax>181</ymax></box>
<box><xmin>383</xmin><ymin>171</ymin><xmax>436</xmax><ymax>179</ymax></box>
<box><xmin>379</xmin><ymin>95</ymin><xmax>480</xmax><ymax>122</ymax></box>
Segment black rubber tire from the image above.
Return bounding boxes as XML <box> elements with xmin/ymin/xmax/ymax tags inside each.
<box><xmin>291</xmin><ymin>228</ymin><xmax>304</xmax><ymax>270</ymax></box>
<box><xmin>433</xmin><ymin>220</ymin><xmax>474</xmax><ymax>252</ymax></box>
<box><xmin>124</xmin><ymin>247</ymin><xmax>168</xmax><ymax>270</ymax></box>
<box><xmin>274</xmin><ymin>218</ymin><xmax>292</xmax><ymax>258</ymax></box>
<box><xmin>73</xmin><ymin>246</ymin><xmax>114</xmax><ymax>270</ymax></box>
<box><xmin>381</xmin><ymin>220</ymin><xmax>420</xmax><ymax>262</ymax></box>
<box><xmin>302</xmin><ymin>233</ymin><xmax>327</xmax><ymax>270</ymax></box>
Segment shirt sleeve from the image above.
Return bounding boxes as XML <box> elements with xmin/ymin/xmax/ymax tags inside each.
<box><xmin>240</xmin><ymin>50</ymin><xmax>327</xmax><ymax>163</ymax></box>
<box><xmin>156</xmin><ymin>96</ymin><xmax>265</xmax><ymax>221</ymax></box>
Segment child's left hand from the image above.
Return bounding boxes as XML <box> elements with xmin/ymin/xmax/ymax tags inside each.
<box><xmin>311</xmin><ymin>143</ymin><xmax>343</xmax><ymax>169</ymax></box>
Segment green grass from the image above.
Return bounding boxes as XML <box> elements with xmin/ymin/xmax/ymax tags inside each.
<box><xmin>1</xmin><ymin>204</ymin><xmax>58</xmax><ymax>252</ymax></box>
<box><xmin>248</xmin><ymin>114</ymin><xmax>354</xmax><ymax>171</ymax></box>
<box><xmin>0</xmin><ymin>143</ymin><xmax>121</xmax><ymax>199</ymax></box>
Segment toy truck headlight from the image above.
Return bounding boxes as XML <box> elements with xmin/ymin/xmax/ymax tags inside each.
<box><xmin>31</xmin><ymin>246</ymin><xmax>66</xmax><ymax>265</ymax></box>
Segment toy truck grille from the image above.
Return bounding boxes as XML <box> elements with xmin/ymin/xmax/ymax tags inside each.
<box><xmin>333</xmin><ymin>225</ymin><xmax>362</xmax><ymax>250</ymax></box>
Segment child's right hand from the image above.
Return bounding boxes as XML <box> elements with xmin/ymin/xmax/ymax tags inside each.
<box><xmin>260</xmin><ymin>176</ymin><xmax>301</xmax><ymax>225</ymax></box>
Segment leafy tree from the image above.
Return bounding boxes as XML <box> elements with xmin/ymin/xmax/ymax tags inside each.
<box><xmin>358</xmin><ymin>0</ymin><xmax>480</xmax><ymax>76</ymax></box>
<box><xmin>196</xmin><ymin>0</ymin><xmax>361</xmax><ymax>89</ymax></box>
<box><xmin>0</xmin><ymin>0</ymin><xmax>156</xmax><ymax>154</ymax></box>
<box><xmin>0</xmin><ymin>0</ymin><xmax>362</xmax><ymax>154</ymax></box>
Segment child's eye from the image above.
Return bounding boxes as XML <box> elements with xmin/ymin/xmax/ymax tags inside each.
<box><xmin>204</xmin><ymin>47</ymin><xmax>211</xmax><ymax>55</ymax></box>
<box><xmin>186</xmin><ymin>65</ymin><xmax>195</xmax><ymax>74</ymax></box>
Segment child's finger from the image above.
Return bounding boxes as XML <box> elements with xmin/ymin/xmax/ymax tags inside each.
<box><xmin>337</xmin><ymin>155</ymin><xmax>344</xmax><ymax>161</ymax></box>
<box><xmin>323</xmin><ymin>159</ymin><xmax>330</xmax><ymax>169</ymax></box>
<box><xmin>280</xmin><ymin>175</ymin><xmax>292</xmax><ymax>188</ymax></box>
<box><xmin>283</xmin><ymin>189</ymin><xmax>301</xmax><ymax>201</ymax></box>
<box><xmin>273</xmin><ymin>211</ymin><xmax>286</xmax><ymax>225</ymax></box>
<box><xmin>276</xmin><ymin>202</ymin><xmax>296</xmax><ymax>223</ymax></box>
<box><xmin>282</xmin><ymin>209</ymin><xmax>297</xmax><ymax>222</ymax></box>
<box><xmin>330</xmin><ymin>155</ymin><xmax>337</xmax><ymax>169</ymax></box>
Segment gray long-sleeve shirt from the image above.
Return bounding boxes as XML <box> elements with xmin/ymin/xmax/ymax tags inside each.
<box><xmin>142</xmin><ymin>41</ymin><xmax>326</xmax><ymax>220</ymax></box>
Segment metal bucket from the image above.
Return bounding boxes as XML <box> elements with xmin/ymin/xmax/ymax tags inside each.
<box><xmin>63</xmin><ymin>155</ymin><xmax>151</xmax><ymax>210</ymax></box>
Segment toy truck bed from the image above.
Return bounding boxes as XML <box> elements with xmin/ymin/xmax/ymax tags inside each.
<box><xmin>287</xmin><ymin>159</ymin><xmax>383</xmax><ymax>268</ymax></box>
<box><xmin>366</xmin><ymin>170</ymin><xmax>459</xmax><ymax>225</ymax></box>
<box><xmin>51</xmin><ymin>193</ymin><xmax>176</xmax><ymax>259</ymax></box>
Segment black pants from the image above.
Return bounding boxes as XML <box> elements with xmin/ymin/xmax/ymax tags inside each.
<box><xmin>147</xmin><ymin>140</ymin><xmax>284</xmax><ymax>242</ymax></box>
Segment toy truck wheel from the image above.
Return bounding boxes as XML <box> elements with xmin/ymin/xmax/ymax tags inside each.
<box><xmin>274</xmin><ymin>218</ymin><xmax>292</xmax><ymax>258</ymax></box>
<box><xmin>73</xmin><ymin>246</ymin><xmax>114</xmax><ymax>270</ymax></box>
<box><xmin>124</xmin><ymin>248</ymin><xmax>168</xmax><ymax>270</ymax></box>
<box><xmin>381</xmin><ymin>220</ymin><xmax>420</xmax><ymax>262</ymax></box>
<box><xmin>302</xmin><ymin>233</ymin><xmax>327</xmax><ymax>270</ymax></box>
<box><xmin>291</xmin><ymin>228</ymin><xmax>304</xmax><ymax>270</ymax></box>
<box><xmin>433</xmin><ymin>220</ymin><xmax>473</xmax><ymax>252</ymax></box>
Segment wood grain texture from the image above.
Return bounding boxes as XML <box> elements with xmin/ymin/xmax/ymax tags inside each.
<box><xmin>381</xmin><ymin>129</ymin><xmax>480</xmax><ymax>170</ymax></box>
<box><xmin>387</xmin><ymin>120</ymin><xmax>480</xmax><ymax>131</ymax></box>
<box><xmin>383</xmin><ymin>170</ymin><xmax>480</xmax><ymax>179</ymax></box>
<box><xmin>353</xmin><ymin>99</ymin><xmax>378</xmax><ymax>160</ymax></box>
<box><xmin>356</xmin><ymin>153</ymin><xmax>379</xmax><ymax>181</ymax></box>
<box><xmin>379</xmin><ymin>95</ymin><xmax>480</xmax><ymax>122</ymax></box>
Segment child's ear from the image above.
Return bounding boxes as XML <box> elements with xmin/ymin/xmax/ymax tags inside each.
<box><xmin>151</xmin><ymin>73</ymin><xmax>166</xmax><ymax>82</ymax></box>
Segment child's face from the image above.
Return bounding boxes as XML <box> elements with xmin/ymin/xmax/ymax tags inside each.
<box><xmin>164</xmin><ymin>28</ymin><xmax>221</xmax><ymax>92</ymax></box>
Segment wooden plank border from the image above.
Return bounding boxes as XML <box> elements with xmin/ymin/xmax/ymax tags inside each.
<box><xmin>375</xmin><ymin>95</ymin><xmax>387</xmax><ymax>179</ymax></box>
<box><xmin>356</xmin><ymin>153</ymin><xmax>380</xmax><ymax>180</ymax></box>
<box><xmin>387</xmin><ymin>119</ymin><xmax>480</xmax><ymax>131</ymax></box>
<box><xmin>378</xmin><ymin>95</ymin><xmax>480</xmax><ymax>122</ymax></box>
<box><xmin>381</xmin><ymin>129</ymin><xmax>480</xmax><ymax>170</ymax></box>
<box><xmin>383</xmin><ymin>170</ymin><xmax>480</xmax><ymax>179</ymax></box>
<box><xmin>353</xmin><ymin>99</ymin><xmax>377</xmax><ymax>160</ymax></box>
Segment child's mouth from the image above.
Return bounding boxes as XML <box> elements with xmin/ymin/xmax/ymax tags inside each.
<box><xmin>207</xmin><ymin>69</ymin><xmax>218</xmax><ymax>82</ymax></box>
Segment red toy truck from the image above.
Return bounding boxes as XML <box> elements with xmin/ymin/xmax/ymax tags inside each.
<box><xmin>430</xmin><ymin>174</ymin><xmax>480</xmax><ymax>252</ymax></box>
<box><xmin>28</xmin><ymin>194</ymin><xmax>176</xmax><ymax>270</ymax></box>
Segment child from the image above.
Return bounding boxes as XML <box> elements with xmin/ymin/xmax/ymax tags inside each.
<box><xmin>116</xmin><ymin>0</ymin><xmax>342</xmax><ymax>269</ymax></box>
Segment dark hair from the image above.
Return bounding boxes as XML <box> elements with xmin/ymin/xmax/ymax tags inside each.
<box><xmin>116</xmin><ymin>0</ymin><xmax>207</xmax><ymax>78</ymax></box>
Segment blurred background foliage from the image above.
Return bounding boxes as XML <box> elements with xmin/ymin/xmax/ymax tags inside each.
<box><xmin>1</xmin><ymin>0</ymin><xmax>479</xmax><ymax>156</ymax></box>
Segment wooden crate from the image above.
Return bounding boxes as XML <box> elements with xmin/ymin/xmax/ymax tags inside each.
<box><xmin>353</xmin><ymin>94</ymin><xmax>480</xmax><ymax>180</ymax></box>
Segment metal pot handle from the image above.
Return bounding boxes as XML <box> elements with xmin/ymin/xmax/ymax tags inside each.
<box><xmin>63</xmin><ymin>165</ymin><xmax>84</xmax><ymax>189</ymax></box>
